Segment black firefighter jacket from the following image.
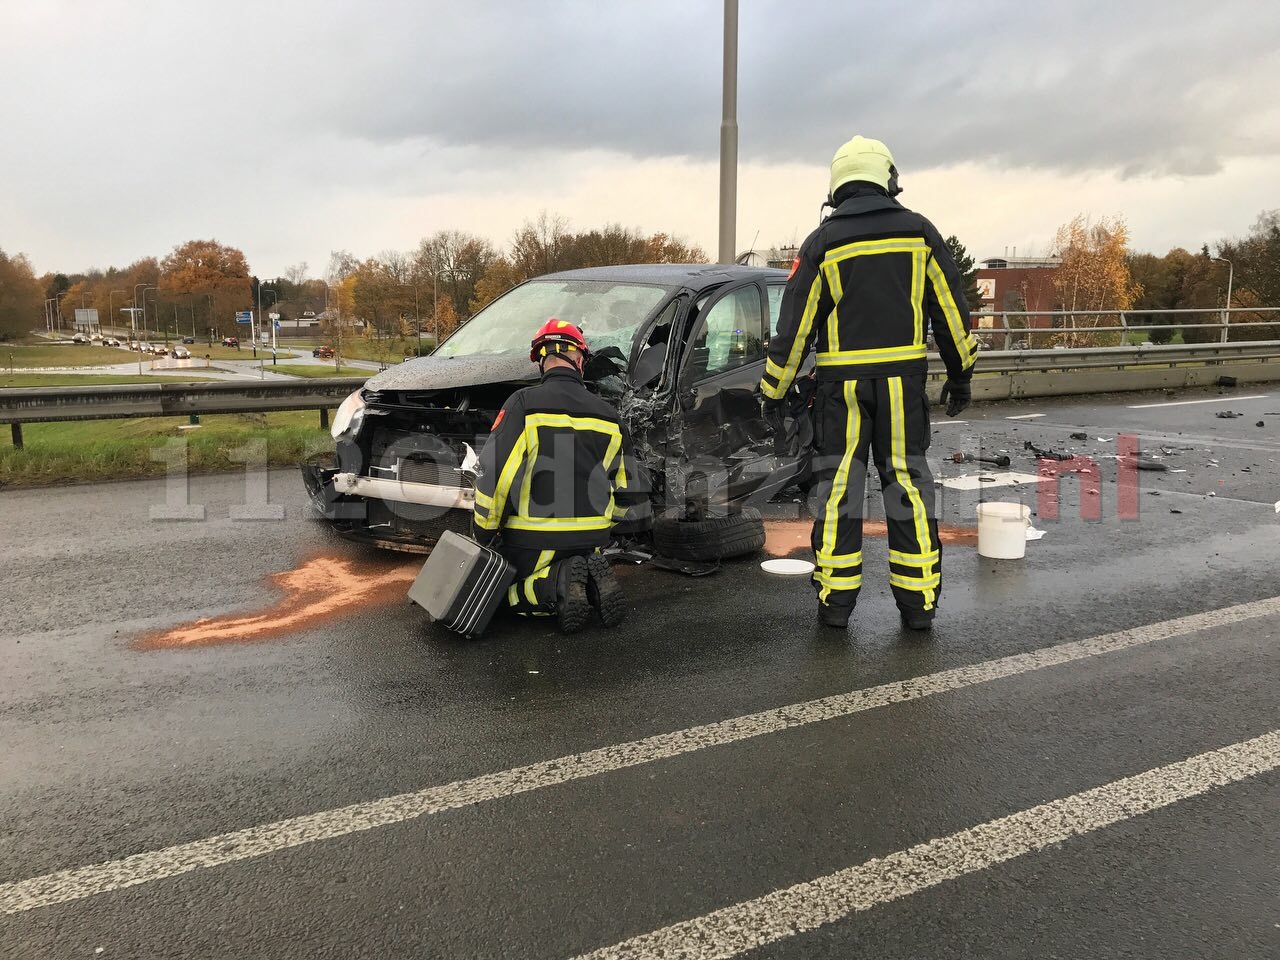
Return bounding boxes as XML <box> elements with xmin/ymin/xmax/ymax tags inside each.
<box><xmin>473</xmin><ymin>366</ymin><xmax>634</xmax><ymax>551</ymax></box>
<box><xmin>760</xmin><ymin>185</ymin><xmax>979</xmax><ymax>400</ymax></box>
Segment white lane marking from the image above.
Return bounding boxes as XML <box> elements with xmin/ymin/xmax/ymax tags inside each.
<box><xmin>575</xmin><ymin>729</ymin><xmax>1280</xmax><ymax>960</ymax></box>
<box><xmin>4</xmin><ymin>596</ymin><xmax>1280</xmax><ymax>916</ymax></box>
<box><xmin>1127</xmin><ymin>395</ymin><xmax>1267</xmax><ymax>409</ymax></box>
<box><xmin>1005</xmin><ymin>413</ymin><xmax>1046</xmax><ymax>420</ymax></box>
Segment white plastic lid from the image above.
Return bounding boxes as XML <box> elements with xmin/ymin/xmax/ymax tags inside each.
<box><xmin>760</xmin><ymin>558</ymin><xmax>816</xmax><ymax>576</ymax></box>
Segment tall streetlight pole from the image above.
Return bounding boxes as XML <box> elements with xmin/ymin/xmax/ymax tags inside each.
<box><xmin>55</xmin><ymin>292</ymin><xmax>71</xmax><ymax>333</ymax></box>
<box><xmin>108</xmin><ymin>289</ymin><xmax>126</xmax><ymax>337</ymax></box>
<box><xmin>1211</xmin><ymin>256</ymin><xmax>1233</xmax><ymax>343</ymax></box>
<box><xmin>141</xmin><ymin>286</ymin><xmax>158</xmax><ymax>338</ymax></box>
<box><xmin>718</xmin><ymin>0</ymin><xmax>739</xmax><ymax>265</ymax></box>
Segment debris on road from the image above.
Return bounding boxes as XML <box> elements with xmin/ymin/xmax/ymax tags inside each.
<box><xmin>951</xmin><ymin>451</ymin><xmax>1011</xmax><ymax>468</ymax></box>
<box><xmin>1215</xmin><ymin>410</ymin><xmax>1244</xmax><ymax>419</ymax></box>
<box><xmin>652</xmin><ymin>556</ymin><xmax>720</xmax><ymax>577</ymax></box>
<box><xmin>1023</xmin><ymin>441</ymin><xmax>1071</xmax><ymax>461</ymax></box>
<box><xmin>1070</xmin><ymin>432</ymin><xmax>1088</xmax><ymax>441</ymax></box>
<box><xmin>1257</xmin><ymin>420</ymin><xmax>1266</xmax><ymax>427</ymax></box>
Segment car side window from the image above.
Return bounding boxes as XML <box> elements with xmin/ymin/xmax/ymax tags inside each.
<box><xmin>686</xmin><ymin>286</ymin><xmax>764</xmax><ymax>381</ymax></box>
<box><xmin>767</xmin><ymin>284</ymin><xmax>785</xmax><ymax>337</ymax></box>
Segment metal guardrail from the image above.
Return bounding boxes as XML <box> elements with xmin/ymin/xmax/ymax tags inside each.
<box><xmin>977</xmin><ymin>306</ymin><xmax>1280</xmax><ymax>348</ymax></box>
<box><xmin>0</xmin><ymin>377</ymin><xmax>365</xmax><ymax>448</ymax></box>
<box><xmin>3</xmin><ymin>342</ymin><xmax>1280</xmax><ymax>448</ymax></box>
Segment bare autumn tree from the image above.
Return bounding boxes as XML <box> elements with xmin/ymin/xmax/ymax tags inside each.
<box><xmin>1051</xmin><ymin>214</ymin><xmax>1141</xmax><ymax>344</ymax></box>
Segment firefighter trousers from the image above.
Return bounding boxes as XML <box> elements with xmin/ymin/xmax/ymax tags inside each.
<box><xmin>501</xmin><ymin>545</ymin><xmax>594</xmax><ymax>617</ymax></box>
<box><xmin>810</xmin><ymin>375</ymin><xmax>940</xmax><ymax>615</ymax></box>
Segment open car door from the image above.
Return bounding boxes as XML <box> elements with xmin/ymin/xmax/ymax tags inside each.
<box><xmin>674</xmin><ymin>279</ymin><xmax>810</xmax><ymax>513</ymax></box>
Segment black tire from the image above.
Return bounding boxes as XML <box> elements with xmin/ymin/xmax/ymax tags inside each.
<box><xmin>652</xmin><ymin>508</ymin><xmax>766</xmax><ymax>561</ymax></box>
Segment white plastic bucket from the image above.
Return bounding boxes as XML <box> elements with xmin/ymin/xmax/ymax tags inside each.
<box><xmin>976</xmin><ymin>501</ymin><xmax>1030</xmax><ymax>559</ymax></box>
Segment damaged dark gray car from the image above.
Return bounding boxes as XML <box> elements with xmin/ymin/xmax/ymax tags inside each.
<box><xmin>302</xmin><ymin>264</ymin><xmax>812</xmax><ymax>558</ymax></box>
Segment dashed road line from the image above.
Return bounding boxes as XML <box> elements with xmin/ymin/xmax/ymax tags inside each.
<box><xmin>4</xmin><ymin>596</ymin><xmax>1280</xmax><ymax>916</ymax></box>
<box><xmin>574</xmin><ymin>729</ymin><xmax>1280</xmax><ymax>960</ymax></box>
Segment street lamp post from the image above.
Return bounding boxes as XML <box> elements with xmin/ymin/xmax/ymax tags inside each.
<box><xmin>1211</xmin><ymin>257</ymin><xmax>1233</xmax><ymax>343</ymax></box>
<box><xmin>142</xmin><ymin>287</ymin><xmax>158</xmax><ymax>338</ymax></box>
<box><xmin>718</xmin><ymin>0</ymin><xmax>739</xmax><ymax>264</ymax></box>
<box><xmin>108</xmin><ymin>290</ymin><xmax>126</xmax><ymax>338</ymax></box>
<box><xmin>55</xmin><ymin>292</ymin><xmax>71</xmax><ymax>333</ymax></box>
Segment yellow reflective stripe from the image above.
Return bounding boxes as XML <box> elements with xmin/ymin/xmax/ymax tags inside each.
<box><xmin>489</xmin><ymin>431</ymin><xmax>528</xmax><ymax>529</ymax></box>
<box><xmin>889</xmin><ymin>571</ymin><xmax>941</xmax><ymax>591</ymax></box>
<box><xmin>519</xmin><ymin>421</ymin><xmax>540</xmax><ymax>517</ymax></box>
<box><xmin>822</xmin><ymin>237</ymin><xmax>929</xmax><ymax>268</ymax></box>
<box><xmin>888</xmin><ymin>548</ymin><xmax>940</xmax><ymax>568</ymax></box>
<box><xmin>926</xmin><ymin>256</ymin><xmax>976</xmax><ymax>369</ymax></box>
<box><xmin>610</xmin><ymin>503</ymin><xmax>630</xmax><ymax>520</ymax></box>
<box><xmin>768</xmin><ymin>272</ymin><xmax>824</xmax><ymax>398</ymax></box>
<box><xmin>888</xmin><ymin>376</ymin><xmax>936</xmax><ymax>609</ymax></box>
<box><xmin>824</xmin><ymin>260</ymin><xmax>845</xmax><ymax>353</ymax></box>
<box><xmin>504</xmin><ymin>515</ymin><xmax>613</xmax><ymax>533</ymax></box>
<box><xmin>817</xmin><ymin>344</ymin><xmax>927</xmax><ymax>365</ymax></box>
<box><xmin>815</xmin><ymin>549</ymin><xmax>863</xmax><ymax>569</ymax></box>
<box><xmin>524</xmin><ymin>549</ymin><xmax>556</xmax><ymax>605</ymax></box>
<box><xmin>523</xmin><ymin>412</ymin><xmax>622</xmax><ymax>436</ymax></box>
<box><xmin>765</xmin><ymin>358</ymin><xmax>787</xmax><ymax>379</ymax></box>
<box><xmin>472</xmin><ymin>489</ymin><xmax>494</xmax><ymax>509</ymax></box>
<box><xmin>911</xmin><ymin>249</ymin><xmax>926</xmax><ymax>346</ymax></box>
<box><xmin>820</xmin><ymin>379</ymin><xmax>860</xmax><ymax>564</ymax></box>
<box><xmin>507</xmin><ymin>583</ymin><xmax>520</xmax><ymax>607</ymax></box>
<box><xmin>815</xmin><ymin>571</ymin><xmax>863</xmax><ymax>590</ymax></box>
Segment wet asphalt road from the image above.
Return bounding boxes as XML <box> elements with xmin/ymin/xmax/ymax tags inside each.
<box><xmin>3</xmin><ymin>387</ymin><xmax>1280</xmax><ymax>959</ymax></box>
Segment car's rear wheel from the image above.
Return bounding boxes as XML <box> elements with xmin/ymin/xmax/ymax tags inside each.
<box><xmin>652</xmin><ymin>508</ymin><xmax>766</xmax><ymax>561</ymax></box>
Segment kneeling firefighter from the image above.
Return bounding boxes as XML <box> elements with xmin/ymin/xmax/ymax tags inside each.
<box><xmin>759</xmin><ymin>135</ymin><xmax>979</xmax><ymax>630</ymax></box>
<box><xmin>471</xmin><ymin>319</ymin><xmax>630</xmax><ymax>633</ymax></box>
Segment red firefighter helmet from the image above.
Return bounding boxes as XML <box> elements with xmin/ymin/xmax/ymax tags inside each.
<box><xmin>530</xmin><ymin>318</ymin><xmax>589</xmax><ymax>364</ymax></box>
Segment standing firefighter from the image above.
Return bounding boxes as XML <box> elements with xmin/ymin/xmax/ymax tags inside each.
<box><xmin>759</xmin><ymin>135</ymin><xmax>978</xmax><ymax>630</ymax></box>
<box><xmin>472</xmin><ymin>319</ymin><xmax>629</xmax><ymax>633</ymax></box>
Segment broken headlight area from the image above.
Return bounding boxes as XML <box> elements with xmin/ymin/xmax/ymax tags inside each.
<box><xmin>330</xmin><ymin>389</ymin><xmax>367</xmax><ymax>439</ymax></box>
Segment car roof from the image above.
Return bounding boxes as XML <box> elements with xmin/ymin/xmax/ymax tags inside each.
<box><xmin>537</xmin><ymin>263</ymin><xmax>787</xmax><ymax>292</ymax></box>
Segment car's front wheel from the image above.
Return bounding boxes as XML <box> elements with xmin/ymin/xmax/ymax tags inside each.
<box><xmin>652</xmin><ymin>508</ymin><xmax>765</xmax><ymax>562</ymax></box>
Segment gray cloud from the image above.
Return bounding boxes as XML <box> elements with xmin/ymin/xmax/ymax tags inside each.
<box><xmin>2</xmin><ymin>0</ymin><xmax>1277</xmax><ymax>273</ymax></box>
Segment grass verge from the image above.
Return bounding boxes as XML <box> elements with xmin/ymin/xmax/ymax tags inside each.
<box><xmin>278</xmin><ymin>364</ymin><xmax>368</xmax><ymax>379</ymax></box>
<box><xmin>1</xmin><ymin>344</ymin><xmax>139</xmax><ymax>368</ymax></box>
<box><xmin>1</xmin><ymin>373</ymin><xmax>219</xmax><ymax>388</ymax></box>
<box><xmin>1</xmin><ymin>412</ymin><xmax>334</xmax><ymax>487</ymax></box>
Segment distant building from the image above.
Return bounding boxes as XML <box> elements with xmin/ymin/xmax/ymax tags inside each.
<box><xmin>974</xmin><ymin>254</ymin><xmax>1062</xmax><ymax>332</ymax></box>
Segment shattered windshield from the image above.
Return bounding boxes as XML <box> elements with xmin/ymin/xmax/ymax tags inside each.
<box><xmin>437</xmin><ymin>279</ymin><xmax>672</xmax><ymax>363</ymax></box>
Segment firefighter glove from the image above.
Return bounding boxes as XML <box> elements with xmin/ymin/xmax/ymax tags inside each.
<box><xmin>939</xmin><ymin>378</ymin><xmax>971</xmax><ymax>418</ymax></box>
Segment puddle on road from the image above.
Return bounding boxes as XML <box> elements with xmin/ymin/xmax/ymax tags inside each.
<box><xmin>136</xmin><ymin>555</ymin><xmax>418</xmax><ymax>650</ymax></box>
<box><xmin>764</xmin><ymin>519</ymin><xmax>978</xmax><ymax>556</ymax></box>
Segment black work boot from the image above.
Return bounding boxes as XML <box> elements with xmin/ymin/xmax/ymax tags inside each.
<box><xmin>819</xmin><ymin>603</ymin><xmax>854</xmax><ymax>629</ymax></box>
<box><xmin>586</xmin><ymin>555</ymin><xmax>626</xmax><ymax>627</ymax></box>
<box><xmin>900</xmin><ymin>610</ymin><xmax>935</xmax><ymax>631</ymax></box>
<box><xmin>554</xmin><ymin>556</ymin><xmax>592</xmax><ymax>634</ymax></box>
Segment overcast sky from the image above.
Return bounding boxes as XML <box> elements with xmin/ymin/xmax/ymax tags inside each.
<box><xmin>3</xmin><ymin>0</ymin><xmax>1277</xmax><ymax>277</ymax></box>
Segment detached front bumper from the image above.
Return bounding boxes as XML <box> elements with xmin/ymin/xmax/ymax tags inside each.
<box><xmin>301</xmin><ymin>455</ymin><xmax>474</xmax><ymax>553</ymax></box>
<box><xmin>331</xmin><ymin>472</ymin><xmax>475</xmax><ymax>511</ymax></box>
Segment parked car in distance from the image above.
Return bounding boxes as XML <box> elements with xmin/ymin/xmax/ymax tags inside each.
<box><xmin>154</xmin><ymin>345</ymin><xmax>170</xmax><ymax>357</ymax></box>
<box><xmin>170</xmin><ymin>345</ymin><xmax>191</xmax><ymax>359</ymax></box>
<box><xmin>103</xmin><ymin>337</ymin><xmax>121</xmax><ymax>347</ymax></box>
<box><xmin>72</xmin><ymin>333</ymin><xmax>90</xmax><ymax>344</ymax></box>
<box><xmin>222</xmin><ymin>336</ymin><xmax>240</xmax><ymax>347</ymax></box>
<box><xmin>313</xmin><ymin>345</ymin><xmax>335</xmax><ymax>359</ymax></box>
<box><xmin>182</xmin><ymin>336</ymin><xmax>196</xmax><ymax>344</ymax></box>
